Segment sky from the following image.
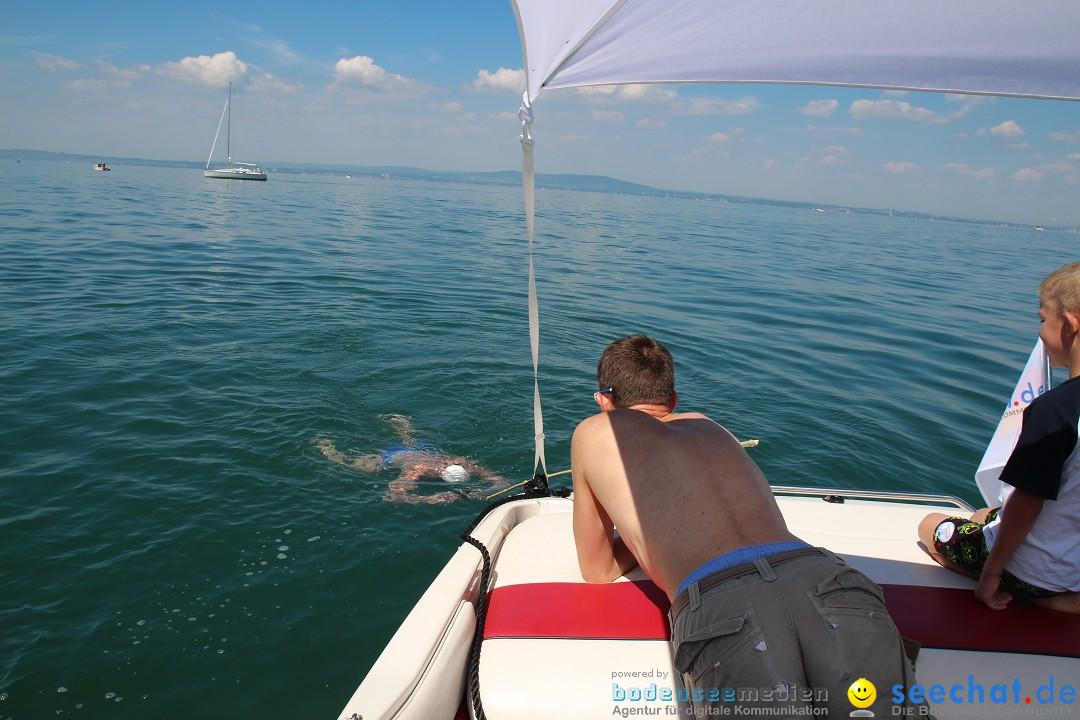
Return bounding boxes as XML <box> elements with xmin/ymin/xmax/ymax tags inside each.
<box><xmin>3</xmin><ymin>1</ymin><xmax>1079</xmax><ymax>226</ymax></box>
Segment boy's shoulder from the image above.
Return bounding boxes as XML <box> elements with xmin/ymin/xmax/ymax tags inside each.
<box><xmin>1030</xmin><ymin>374</ymin><xmax>1080</xmax><ymax>417</ymax></box>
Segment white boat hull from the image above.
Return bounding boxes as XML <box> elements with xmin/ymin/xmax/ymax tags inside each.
<box><xmin>338</xmin><ymin>488</ymin><xmax>1080</xmax><ymax>720</ymax></box>
<box><xmin>204</xmin><ymin>167</ymin><xmax>266</xmax><ymax>181</ymax></box>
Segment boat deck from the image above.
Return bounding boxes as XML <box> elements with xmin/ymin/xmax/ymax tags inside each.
<box><xmin>339</xmin><ymin>492</ymin><xmax>1080</xmax><ymax>720</ymax></box>
<box><xmin>478</xmin><ymin>495</ymin><xmax>1079</xmax><ymax>719</ymax></box>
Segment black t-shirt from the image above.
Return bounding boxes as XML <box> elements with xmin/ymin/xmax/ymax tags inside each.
<box><xmin>999</xmin><ymin>375</ymin><xmax>1080</xmax><ymax>501</ymax></box>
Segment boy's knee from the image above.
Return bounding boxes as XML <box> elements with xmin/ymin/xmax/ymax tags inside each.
<box><xmin>917</xmin><ymin>513</ymin><xmax>948</xmax><ymax>546</ymax></box>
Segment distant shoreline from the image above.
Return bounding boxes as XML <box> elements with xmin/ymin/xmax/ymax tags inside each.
<box><xmin>3</xmin><ymin>148</ymin><xmax>1075</xmax><ymax>233</ymax></box>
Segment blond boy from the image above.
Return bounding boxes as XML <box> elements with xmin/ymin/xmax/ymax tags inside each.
<box><xmin>919</xmin><ymin>262</ymin><xmax>1080</xmax><ymax>613</ymax></box>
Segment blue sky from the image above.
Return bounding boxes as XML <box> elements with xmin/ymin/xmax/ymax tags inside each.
<box><xmin>3</xmin><ymin>1</ymin><xmax>1079</xmax><ymax>226</ymax></box>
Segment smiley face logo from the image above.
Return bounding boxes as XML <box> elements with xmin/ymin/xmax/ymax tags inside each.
<box><xmin>847</xmin><ymin>678</ymin><xmax>876</xmax><ymax>709</ymax></box>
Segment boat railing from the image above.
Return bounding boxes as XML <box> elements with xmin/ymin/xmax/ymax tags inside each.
<box><xmin>771</xmin><ymin>484</ymin><xmax>975</xmax><ymax>512</ymax></box>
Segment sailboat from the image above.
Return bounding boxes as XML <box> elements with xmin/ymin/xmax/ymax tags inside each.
<box><xmin>204</xmin><ymin>82</ymin><xmax>266</xmax><ymax>181</ymax></box>
<box><xmin>337</xmin><ymin>3</ymin><xmax>1080</xmax><ymax>719</ymax></box>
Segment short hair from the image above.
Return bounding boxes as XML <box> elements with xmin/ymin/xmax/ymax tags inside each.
<box><xmin>1039</xmin><ymin>262</ymin><xmax>1080</xmax><ymax>315</ymax></box>
<box><xmin>597</xmin><ymin>335</ymin><xmax>675</xmax><ymax>408</ymax></box>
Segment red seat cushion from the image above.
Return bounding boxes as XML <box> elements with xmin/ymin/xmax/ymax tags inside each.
<box><xmin>484</xmin><ymin>580</ymin><xmax>1080</xmax><ymax>658</ymax></box>
<box><xmin>881</xmin><ymin>583</ymin><xmax>1079</xmax><ymax>658</ymax></box>
<box><xmin>485</xmin><ymin>581</ymin><xmax>670</xmax><ymax>640</ymax></box>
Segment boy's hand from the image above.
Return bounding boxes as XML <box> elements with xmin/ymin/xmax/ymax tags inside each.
<box><xmin>975</xmin><ymin>573</ymin><xmax>1013</xmax><ymax>610</ymax></box>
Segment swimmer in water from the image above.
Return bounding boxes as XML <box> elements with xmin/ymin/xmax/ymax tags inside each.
<box><xmin>314</xmin><ymin>414</ymin><xmax>506</xmax><ymax>504</ymax></box>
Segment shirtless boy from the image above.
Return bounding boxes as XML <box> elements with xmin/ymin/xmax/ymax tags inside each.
<box><xmin>918</xmin><ymin>262</ymin><xmax>1080</xmax><ymax>614</ymax></box>
<box><xmin>572</xmin><ymin>335</ymin><xmax>927</xmax><ymax>716</ymax></box>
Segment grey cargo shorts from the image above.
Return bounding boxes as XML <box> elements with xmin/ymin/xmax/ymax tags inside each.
<box><xmin>668</xmin><ymin>547</ymin><xmax>933</xmax><ymax>718</ymax></box>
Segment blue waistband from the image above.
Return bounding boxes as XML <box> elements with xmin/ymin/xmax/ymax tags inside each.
<box><xmin>377</xmin><ymin>441</ymin><xmax>436</xmax><ymax>465</ymax></box>
<box><xmin>675</xmin><ymin>541</ymin><xmax>811</xmax><ymax>598</ymax></box>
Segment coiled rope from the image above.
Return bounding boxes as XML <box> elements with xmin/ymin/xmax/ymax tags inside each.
<box><xmin>461</xmin><ymin>473</ymin><xmax>570</xmax><ymax>720</ymax></box>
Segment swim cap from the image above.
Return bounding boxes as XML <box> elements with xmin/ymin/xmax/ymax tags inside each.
<box><xmin>440</xmin><ymin>464</ymin><xmax>468</xmax><ymax>483</ymax></box>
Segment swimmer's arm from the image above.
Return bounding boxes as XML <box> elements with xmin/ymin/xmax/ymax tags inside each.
<box><xmin>975</xmin><ymin>488</ymin><xmax>1044</xmax><ymax>610</ymax></box>
<box><xmin>387</xmin><ymin>475</ymin><xmax>418</xmax><ymax>499</ymax></box>
<box><xmin>349</xmin><ymin>454</ymin><xmax>382</xmax><ymax>472</ymax></box>
<box><xmin>398</xmin><ymin>461</ymin><xmax>439</xmax><ymax>482</ymax></box>
<box><xmin>455</xmin><ymin>459</ymin><xmax>506</xmax><ymax>489</ymax></box>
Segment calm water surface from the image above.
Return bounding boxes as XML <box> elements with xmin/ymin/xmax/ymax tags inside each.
<box><xmin>0</xmin><ymin>161</ymin><xmax>1074</xmax><ymax>719</ymax></box>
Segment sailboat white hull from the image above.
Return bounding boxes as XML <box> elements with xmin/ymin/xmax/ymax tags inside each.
<box><xmin>205</xmin><ymin>82</ymin><xmax>266</xmax><ymax>182</ymax></box>
<box><xmin>204</xmin><ymin>167</ymin><xmax>267</xmax><ymax>181</ymax></box>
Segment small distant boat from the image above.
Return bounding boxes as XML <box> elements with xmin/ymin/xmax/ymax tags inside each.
<box><xmin>204</xmin><ymin>82</ymin><xmax>266</xmax><ymax>181</ymax></box>
<box><xmin>92</xmin><ymin>163</ymin><xmax>111</xmax><ymax>171</ymax></box>
<box><xmin>1034</xmin><ymin>225</ymin><xmax>1045</xmax><ymax>231</ymax></box>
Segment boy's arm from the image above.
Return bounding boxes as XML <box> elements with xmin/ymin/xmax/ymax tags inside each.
<box><xmin>571</xmin><ymin>425</ymin><xmax>638</xmax><ymax>583</ymax></box>
<box><xmin>974</xmin><ymin>488</ymin><xmax>1044</xmax><ymax>610</ymax></box>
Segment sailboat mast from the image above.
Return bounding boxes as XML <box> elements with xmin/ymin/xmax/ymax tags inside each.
<box><xmin>227</xmin><ymin>82</ymin><xmax>232</xmax><ymax>166</ymax></box>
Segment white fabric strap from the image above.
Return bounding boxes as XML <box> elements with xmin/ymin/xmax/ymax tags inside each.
<box><xmin>520</xmin><ymin>94</ymin><xmax>547</xmax><ymax>477</ymax></box>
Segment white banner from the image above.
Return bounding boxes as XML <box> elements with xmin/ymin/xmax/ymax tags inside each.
<box><xmin>974</xmin><ymin>340</ymin><xmax>1049</xmax><ymax>506</ymax></box>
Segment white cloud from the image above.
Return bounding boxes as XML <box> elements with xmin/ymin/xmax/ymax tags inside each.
<box><xmin>677</xmin><ymin>96</ymin><xmax>759</xmax><ymax>116</ymax></box>
<box><xmin>249</xmin><ymin>37</ymin><xmax>305</xmax><ymax>66</ymax></box>
<box><xmin>247</xmin><ymin>74</ymin><xmax>301</xmax><ymax>94</ymax></box>
<box><xmin>800</xmin><ymin>99</ymin><xmax>838</xmax><ymax>118</ymax></box>
<box><xmin>1039</xmin><ymin>160</ymin><xmax>1077</xmax><ymax>174</ymax></box>
<box><xmin>96</xmin><ymin>61</ymin><xmax>141</xmax><ymax>82</ymax></box>
<box><xmin>433</xmin><ymin>101</ymin><xmax>463</xmax><ymax>112</ymax></box>
<box><xmin>988</xmin><ymin>120</ymin><xmax>1024</xmax><ymax>141</ymax></box>
<box><xmin>945</xmin><ymin>93</ymin><xmax>994</xmax><ymax>105</ymax></box>
<box><xmin>706</xmin><ymin>128</ymin><xmax>745</xmax><ymax>143</ymax></box>
<box><xmin>473</xmin><ymin>67</ymin><xmax>524</xmax><ymax>92</ymax></box>
<box><xmin>591</xmin><ymin>110</ymin><xmax>624</xmax><ymax>122</ymax></box>
<box><xmin>159</xmin><ymin>51</ymin><xmax>247</xmax><ymax>87</ymax></box>
<box><xmin>637</xmin><ymin>117</ymin><xmax>667</xmax><ymax>129</ymax></box>
<box><xmin>850</xmin><ymin>98</ymin><xmax>955</xmax><ymax>124</ymax></box>
<box><xmin>975</xmin><ymin>120</ymin><xmax>1028</xmax><ymax>148</ymax></box>
<box><xmin>818</xmin><ymin>145</ymin><xmax>851</xmax><ymax>165</ymax></box>
<box><xmin>65</xmin><ymin>78</ymin><xmax>107</xmax><ymax>91</ymax></box>
<box><xmin>65</xmin><ymin>61</ymin><xmax>146</xmax><ymax>91</ymax></box>
<box><xmin>334</xmin><ymin>55</ymin><xmax>421</xmax><ymax>93</ymax></box>
<box><xmin>1049</xmin><ymin>129</ymin><xmax>1080</xmax><ymax>143</ymax></box>
<box><xmin>884</xmin><ymin>161</ymin><xmax>918</xmax><ymax>174</ymax></box>
<box><xmin>945</xmin><ymin>163</ymin><xmax>996</xmax><ymax>180</ymax></box>
<box><xmin>614</xmin><ymin>84</ymin><xmax>677</xmax><ymax>101</ymax></box>
<box><xmin>805</xmin><ymin>124</ymin><xmax>862</xmax><ymax>137</ymax></box>
<box><xmin>33</xmin><ymin>52</ymin><xmax>79</xmax><ymax>71</ymax></box>
<box><xmin>1012</xmin><ymin>168</ymin><xmax>1045</xmax><ymax>182</ymax></box>
<box><xmin>576</xmin><ymin>84</ymin><xmax>677</xmax><ymax>102</ymax></box>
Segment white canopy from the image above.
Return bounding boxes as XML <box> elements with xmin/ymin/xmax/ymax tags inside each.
<box><xmin>508</xmin><ymin>0</ymin><xmax>1080</xmax><ymax>481</ymax></box>
<box><xmin>511</xmin><ymin>0</ymin><xmax>1080</xmax><ymax>103</ymax></box>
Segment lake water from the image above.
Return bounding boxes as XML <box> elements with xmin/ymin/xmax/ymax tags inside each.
<box><xmin>0</xmin><ymin>161</ymin><xmax>1074</xmax><ymax>719</ymax></box>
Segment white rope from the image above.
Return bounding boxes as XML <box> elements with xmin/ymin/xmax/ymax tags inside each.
<box><xmin>519</xmin><ymin>93</ymin><xmax>547</xmax><ymax>478</ymax></box>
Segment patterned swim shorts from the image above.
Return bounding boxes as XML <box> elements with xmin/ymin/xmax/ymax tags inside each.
<box><xmin>932</xmin><ymin>509</ymin><xmax>1059</xmax><ymax>599</ymax></box>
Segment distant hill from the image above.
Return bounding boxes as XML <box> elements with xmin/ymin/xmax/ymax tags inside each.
<box><xmin>3</xmin><ymin>148</ymin><xmax>1074</xmax><ymax>232</ymax></box>
<box><xmin>0</xmin><ymin>149</ymin><xmax>661</xmax><ymax>195</ymax></box>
